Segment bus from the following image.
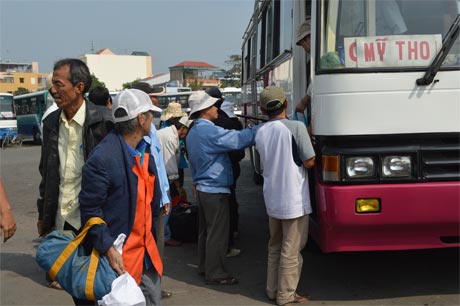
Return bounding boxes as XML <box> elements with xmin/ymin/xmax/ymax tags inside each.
<box><xmin>242</xmin><ymin>0</ymin><xmax>460</xmax><ymax>252</ymax></box>
<box><xmin>13</xmin><ymin>90</ymin><xmax>54</xmax><ymax>143</ymax></box>
<box><xmin>0</xmin><ymin>93</ymin><xmax>18</xmax><ymax>142</ymax></box>
<box><xmin>220</xmin><ymin>87</ymin><xmax>243</xmax><ymax>115</ymax></box>
<box><xmin>157</xmin><ymin>91</ymin><xmax>193</xmax><ymax>113</ymax></box>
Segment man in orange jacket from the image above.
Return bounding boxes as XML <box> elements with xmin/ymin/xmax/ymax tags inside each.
<box><xmin>80</xmin><ymin>89</ymin><xmax>164</xmax><ymax>305</ymax></box>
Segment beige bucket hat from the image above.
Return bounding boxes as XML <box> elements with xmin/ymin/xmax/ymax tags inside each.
<box><xmin>160</xmin><ymin>102</ymin><xmax>187</xmax><ymax>121</ymax></box>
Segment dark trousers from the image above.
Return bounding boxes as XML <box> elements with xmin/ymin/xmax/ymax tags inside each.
<box><xmin>228</xmin><ymin>163</ymin><xmax>241</xmax><ymax>248</ymax></box>
<box><xmin>197</xmin><ymin>191</ymin><xmax>230</xmax><ymax>280</ymax></box>
<box><xmin>228</xmin><ymin>186</ymin><xmax>239</xmax><ymax>248</ymax></box>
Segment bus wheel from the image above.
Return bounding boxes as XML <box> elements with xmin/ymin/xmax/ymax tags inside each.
<box><xmin>33</xmin><ymin>130</ymin><xmax>42</xmax><ymax>145</ymax></box>
<box><xmin>2</xmin><ymin>136</ymin><xmax>10</xmax><ymax>149</ymax></box>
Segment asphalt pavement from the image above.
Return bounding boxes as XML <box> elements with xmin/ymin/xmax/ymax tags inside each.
<box><xmin>0</xmin><ymin>144</ymin><xmax>459</xmax><ymax>306</ymax></box>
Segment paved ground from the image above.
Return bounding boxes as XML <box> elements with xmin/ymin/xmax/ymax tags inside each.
<box><xmin>0</xmin><ymin>144</ymin><xmax>459</xmax><ymax>306</ymax></box>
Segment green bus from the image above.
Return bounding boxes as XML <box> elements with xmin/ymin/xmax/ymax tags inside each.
<box><xmin>13</xmin><ymin>90</ymin><xmax>54</xmax><ymax>143</ymax></box>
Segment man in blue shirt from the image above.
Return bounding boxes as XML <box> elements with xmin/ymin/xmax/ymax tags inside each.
<box><xmin>186</xmin><ymin>91</ymin><xmax>259</xmax><ymax>285</ymax></box>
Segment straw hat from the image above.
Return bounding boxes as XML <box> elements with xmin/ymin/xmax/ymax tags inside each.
<box><xmin>160</xmin><ymin>102</ymin><xmax>187</xmax><ymax>121</ymax></box>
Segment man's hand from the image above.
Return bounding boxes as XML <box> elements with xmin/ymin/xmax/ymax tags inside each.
<box><xmin>179</xmin><ymin>187</ymin><xmax>187</xmax><ymax>199</ymax></box>
<box><xmin>105</xmin><ymin>246</ymin><xmax>126</xmax><ymax>275</ymax></box>
<box><xmin>192</xmin><ymin>184</ymin><xmax>197</xmax><ymax>199</ymax></box>
<box><xmin>163</xmin><ymin>203</ymin><xmax>171</xmax><ymax>216</ymax></box>
<box><xmin>0</xmin><ymin>209</ymin><xmax>16</xmax><ymax>242</ymax></box>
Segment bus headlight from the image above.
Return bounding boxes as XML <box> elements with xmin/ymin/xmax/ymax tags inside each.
<box><xmin>382</xmin><ymin>156</ymin><xmax>411</xmax><ymax>177</ymax></box>
<box><xmin>346</xmin><ymin>157</ymin><xmax>375</xmax><ymax>178</ymax></box>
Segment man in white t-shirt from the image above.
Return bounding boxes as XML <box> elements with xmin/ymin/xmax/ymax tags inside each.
<box><xmin>255</xmin><ymin>86</ymin><xmax>315</xmax><ymax>306</ymax></box>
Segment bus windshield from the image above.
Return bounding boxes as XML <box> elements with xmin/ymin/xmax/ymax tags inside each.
<box><xmin>157</xmin><ymin>92</ymin><xmax>192</xmax><ymax>112</ymax></box>
<box><xmin>318</xmin><ymin>0</ymin><xmax>460</xmax><ymax>71</ymax></box>
<box><xmin>0</xmin><ymin>94</ymin><xmax>14</xmax><ymax>119</ymax></box>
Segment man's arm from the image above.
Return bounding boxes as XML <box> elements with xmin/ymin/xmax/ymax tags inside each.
<box><xmin>303</xmin><ymin>156</ymin><xmax>316</xmax><ymax>169</ymax></box>
<box><xmin>36</xmin><ymin>121</ymin><xmax>48</xmax><ymax>236</ymax></box>
<box><xmin>150</xmin><ymin>129</ymin><xmax>171</xmax><ymax>208</ymax></box>
<box><xmin>79</xmin><ymin>154</ymin><xmax>114</xmax><ymax>254</ymax></box>
<box><xmin>295</xmin><ymin>94</ymin><xmax>311</xmax><ymax>113</ymax></box>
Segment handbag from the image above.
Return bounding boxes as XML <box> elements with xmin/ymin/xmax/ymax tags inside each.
<box><xmin>169</xmin><ymin>201</ymin><xmax>198</xmax><ymax>243</ymax></box>
<box><xmin>293</xmin><ymin>112</ymin><xmax>308</xmax><ymax>127</ymax></box>
<box><xmin>36</xmin><ymin>217</ymin><xmax>118</xmax><ymax>301</ymax></box>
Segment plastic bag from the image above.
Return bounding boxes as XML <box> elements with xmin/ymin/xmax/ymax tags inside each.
<box><xmin>97</xmin><ymin>272</ymin><xmax>145</xmax><ymax>306</ymax></box>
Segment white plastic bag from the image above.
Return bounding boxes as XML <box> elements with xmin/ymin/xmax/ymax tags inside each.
<box><xmin>97</xmin><ymin>272</ymin><xmax>146</xmax><ymax>306</ymax></box>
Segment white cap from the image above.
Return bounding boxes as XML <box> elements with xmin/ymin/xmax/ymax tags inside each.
<box><xmin>188</xmin><ymin>91</ymin><xmax>222</xmax><ymax>119</ymax></box>
<box><xmin>220</xmin><ymin>101</ymin><xmax>236</xmax><ymax>118</ymax></box>
<box><xmin>112</xmin><ymin>89</ymin><xmax>162</xmax><ymax>123</ymax></box>
<box><xmin>178</xmin><ymin>116</ymin><xmax>193</xmax><ymax>128</ymax></box>
<box><xmin>296</xmin><ymin>19</ymin><xmax>311</xmax><ymax>45</ymax></box>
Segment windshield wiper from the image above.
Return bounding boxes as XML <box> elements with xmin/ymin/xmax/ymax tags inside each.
<box><xmin>416</xmin><ymin>14</ymin><xmax>460</xmax><ymax>86</ymax></box>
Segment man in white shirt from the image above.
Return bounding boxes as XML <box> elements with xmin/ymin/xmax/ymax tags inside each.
<box><xmin>255</xmin><ymin>86</ymin><xmax>315</xmax><ymax>306</ymax></box>
<box><xmin>156</xmin><ymin>116</ymin><xmax>192</xmax><ymax>203</ymax></box>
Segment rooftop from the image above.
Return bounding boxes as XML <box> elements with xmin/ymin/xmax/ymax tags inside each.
<box><xmin>170</xmin><ymin>61</ymin><xmax>219</xmax><ymax>69</ymax></box>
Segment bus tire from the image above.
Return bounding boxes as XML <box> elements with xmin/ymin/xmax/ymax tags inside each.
<box><xmin>33</xmin><ymin>130</ymin><xmax>42</xmax><ymax>145</ymax></box>
<box><xmin>2</xmin><ymin>136</ymin><xmax>9</xmax><ymax>149</ymax></box>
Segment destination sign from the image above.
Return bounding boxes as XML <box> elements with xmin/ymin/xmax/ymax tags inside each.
<box><xmin>344</xmin><ymin>34</ymin><xmax>442</xmax><ymax>68</ymax></box>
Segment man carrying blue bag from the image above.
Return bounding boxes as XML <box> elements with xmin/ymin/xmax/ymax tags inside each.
<box><xmin>78</xmin><ymin>88</ymin><xmax>164</xmax><ymax>305</ymax></box>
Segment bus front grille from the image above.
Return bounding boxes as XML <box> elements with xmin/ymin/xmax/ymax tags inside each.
<box><xmin>422</xmin><ymin>145</ymin><xmax>460</xmax><ymax>181</ymax></box>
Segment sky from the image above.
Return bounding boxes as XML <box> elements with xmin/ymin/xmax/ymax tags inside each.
<box><xmin>0</xmin><ymin>0</ymin><xmax>254</xmax><ymax>75</ymax></box>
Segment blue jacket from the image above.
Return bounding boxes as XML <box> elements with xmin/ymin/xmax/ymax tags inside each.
<box><xmin>79</xmin><ymin>131</ymin><xmax>161</xmax><ymax>254</ymax></box>
<box><xmin>186</xmin><ymin>119</ymin><xmax>258</xmax><ymax>193</ymax></box>
<box><xmin>144</xmin><ymin>122</ymin><xmax>170</xmax><ymax>207</ymax></box>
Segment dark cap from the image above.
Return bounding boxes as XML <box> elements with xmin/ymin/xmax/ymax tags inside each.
<box><xmin>205</xmin><ymin>87</ymin><xmax>223</xmax><ymax>99</ymax></box>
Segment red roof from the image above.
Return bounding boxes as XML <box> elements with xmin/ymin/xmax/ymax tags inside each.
<box><xmin>170</xmin><ymin>61</ymin><xmax>218</xmax><ymax>69</ymax></box>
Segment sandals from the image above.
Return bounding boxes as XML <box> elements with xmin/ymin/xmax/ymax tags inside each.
<box><xmin>281</xmin><ymin>293</ymin><xmax>311</xmax><ymax>305</ymax></box>
<box><xmin>205</xmin><ymin>276</ymin><xmax>239</xmax><ymax>285</ymax></box>
<box><xmin>47</xmin><ymin>280</ymin><xmax>63</xmax><ymax>290</ymax></box>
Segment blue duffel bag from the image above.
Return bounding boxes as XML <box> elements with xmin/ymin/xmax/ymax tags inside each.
<box><xmin>36</xmin><ymin>217</ymin><xmax>118</xmax><ymax>301</ymax></box>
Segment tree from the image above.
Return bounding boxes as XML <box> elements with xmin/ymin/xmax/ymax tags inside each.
<box><xmin>90</xmin><ymin>74</ymin><xmax>106</xmax><ymax>90</ymax></box>
<box><xmin>189</xmin><ymin>79</ymin><xmax>204</xmax><ymax>91</ymax></box>
<box><xmin>220</xmin><ymin>54</ymin><xmax>242</xmax><ymax>88</ymax></box>
<box><xmin>225</xmin><ymin>54</ymin><xmax>242</xmax><ymax>78</ymax></box>
<box><xmin>14</xmin><ymin>87</ymin><xmax>29</xmax><ymax>96</ymax></box>
<box><xmin>122</xmin><ymin>79</ymin><xmax>142</xmax><ymax>89</ymax></box>
<box><xmin>220</xmin><ymin>79</ymin><xmax>240</xmax><ymax>88</ymax></box>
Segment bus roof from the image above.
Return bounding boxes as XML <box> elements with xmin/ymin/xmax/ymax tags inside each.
<box><xmin>13</xmin><ymin>90</ymin><xmax>49</xmax><ymax>99</ymax></box>
<box><xmin>159</xmin><ymin>91</ymin><xmax>194</xmax><ymax>97</ymax></box>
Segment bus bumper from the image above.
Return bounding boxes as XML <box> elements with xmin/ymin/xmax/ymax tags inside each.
<box><xmin>312</xmin><ymin>181</ymin><xmax>460</xmax><ymax>252</ymax></box>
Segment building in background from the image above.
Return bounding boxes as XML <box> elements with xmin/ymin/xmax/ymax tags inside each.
<box><xmin>81</xmin><ymin>48</ymin><xmax>152</xmax><ymax>91</ymax></box>
<box><xmin>141</xmin><ymin>73</ymin><xmax>171</xmax><ymax>87</ymax></box>
<box><xmin>0</xmin><ymin>61</ymin><xmax>48</xmax><ymax>93</ymax></box>
<box><xmin>169</xmin><ymin>61</ymin><xmax>220</xmax><ymax>89</ymax></box>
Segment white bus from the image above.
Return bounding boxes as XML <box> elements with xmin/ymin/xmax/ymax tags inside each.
<box><xmin>0</xmin><ymin>93</ymin><xmax>17</xmax><ymax>142</ymax></box>
<box><xmin>220</xmin><ymin>87</ymin><xmax>243</xmax><ymax>115</ymax></box>
<box><xmin>242</xmin><ymin>0</ymin><xmax>460</xmax><ymax>252</ymax></box>
<box><xmin>157</xmin><ymin>91</ymin><xmax>193</xmax><ymax>113</ymax></box>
